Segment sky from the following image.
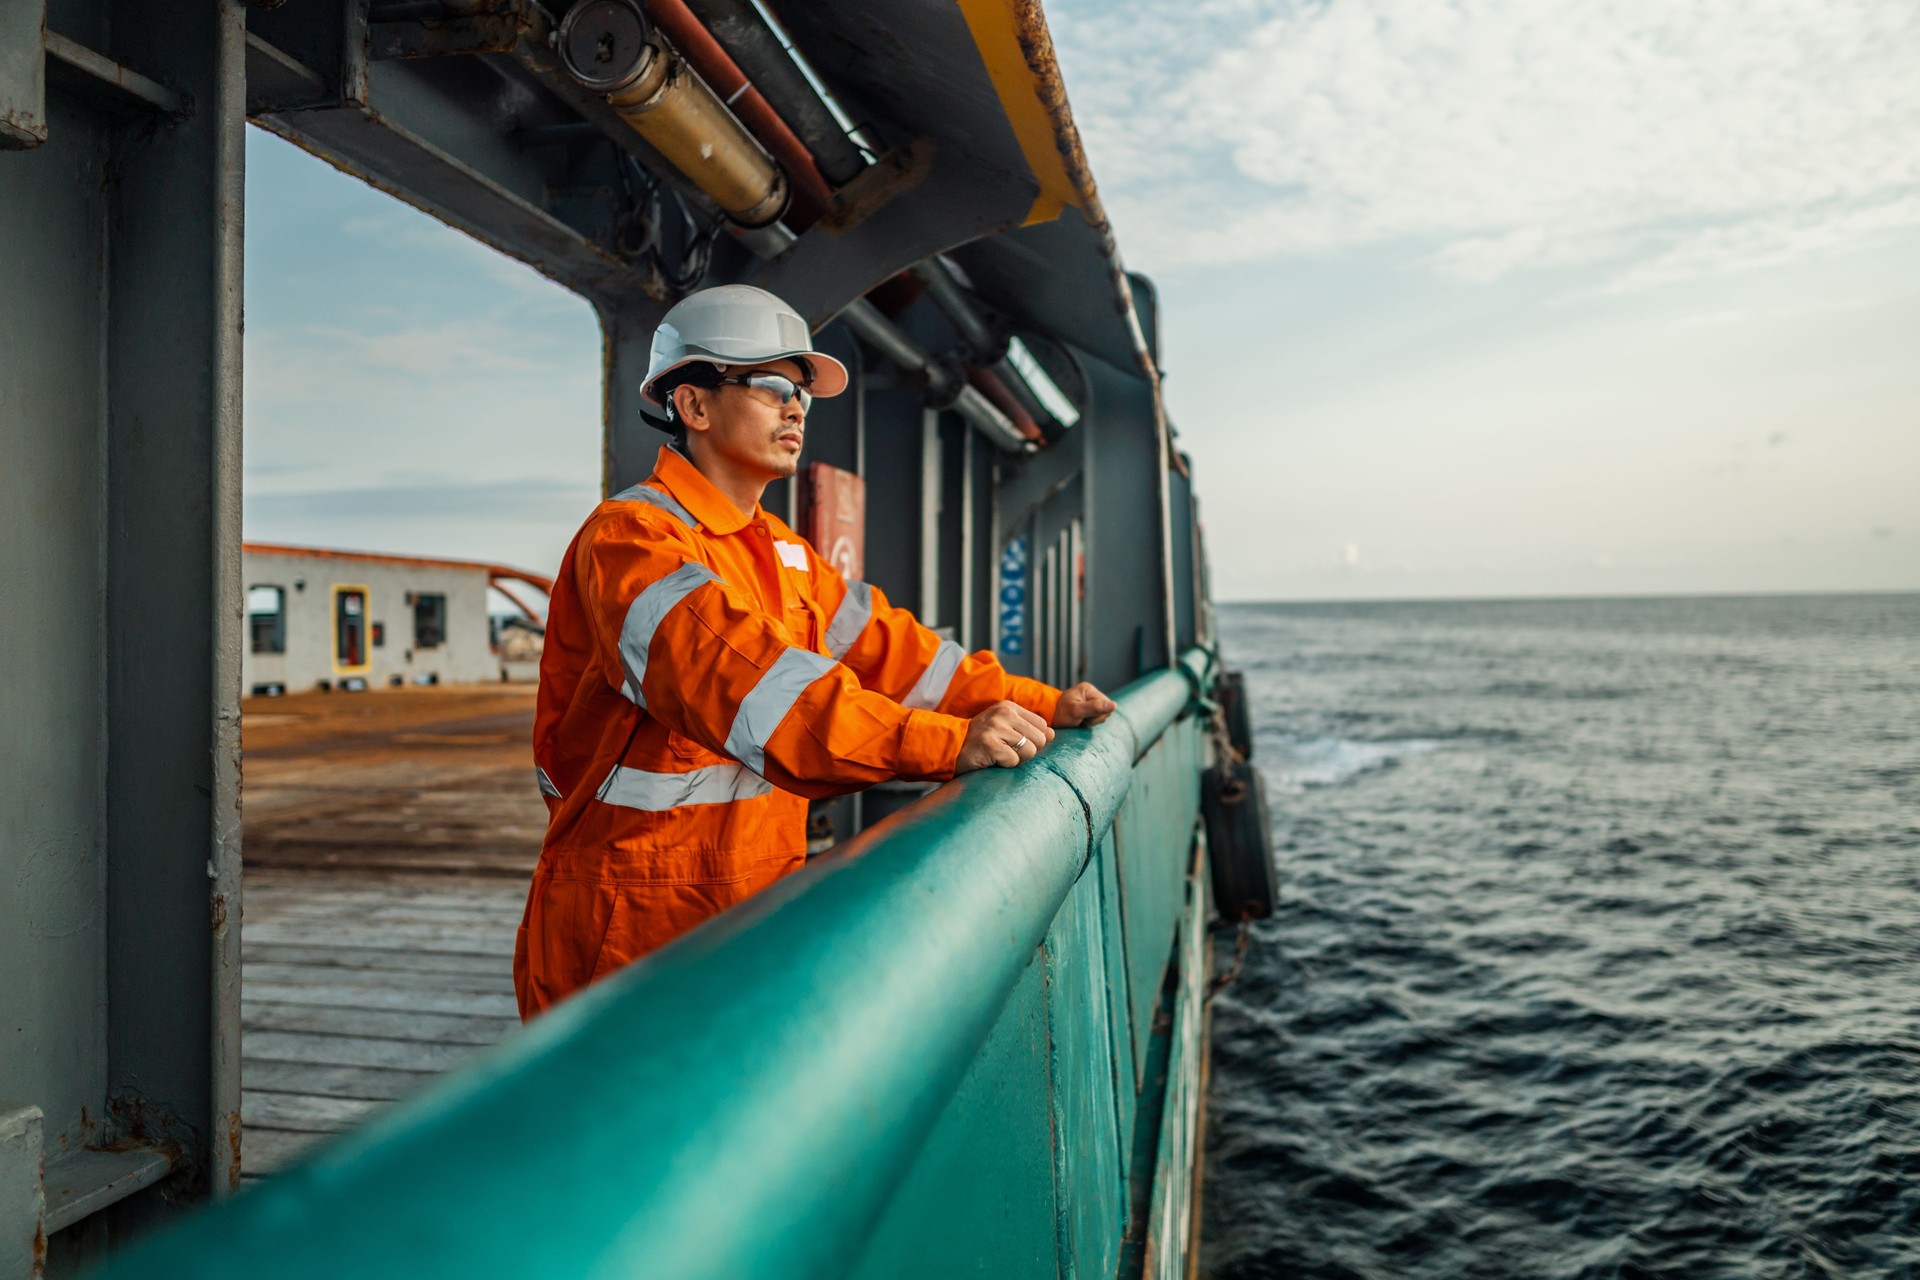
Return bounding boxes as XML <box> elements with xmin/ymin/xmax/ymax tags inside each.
<box><xmin>242</xmin><ymin>135</ymin><xmax>604</xmax><ymax>582</ymax></box>
<box><xmin>243</xmin><ymin>0</ymin><xmax>1920</xmax><ymax>602</ymax></box>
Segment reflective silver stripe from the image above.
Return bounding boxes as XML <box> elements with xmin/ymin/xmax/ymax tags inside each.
<box><xmin>824</xmin><ymin>580</ymin><xmax>873</xmax><ymax>659</ymax></box>
<box><xmin>618</xmin><ymin>562</ymin><xmax>720</xmax><ymax>704</ymax></box>
<box><xmin>902</xmin><ymin>639</ymin><xmax>965</xmax><ymax>711</ymax></box>
<box><xmin>596</xmin><ymin>761</ymin><xmax>772</xmax><ymax>811</ymax></box>
<box><xmin>611</xmin><ymin>484</ymin><xmax>700</xmax><ymax>530</ymax></box>
<box><xmin>535</xmin><ymin>766</ymin><xmax>562</xmax><ymax>799</ymax></box>
<box><xmin>724</xmin><ymin>646</ymin><xmax>837</xmax><ymax>775</ymax></box>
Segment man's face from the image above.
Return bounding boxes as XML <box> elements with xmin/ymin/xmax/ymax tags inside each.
<box><xmin>676</xmin><ymin>358</ymin><xmax>809</xmax><ymax>481</ymax></box>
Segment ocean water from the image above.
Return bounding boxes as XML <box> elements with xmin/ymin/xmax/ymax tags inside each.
<box><xmin>1200</xmin><ymin>594</ymin><xmax>1920</xmax><ymax>1280</ymax></box>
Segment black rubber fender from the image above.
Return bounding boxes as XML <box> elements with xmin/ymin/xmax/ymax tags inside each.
<box><xmin>1216</xmin><ymin>668</ymin><xmax>1254</xmax><ymax>761</ymax></box>
<box><xmin>1204</xmin><ymin>757</ymin><xmax>1277</xmax><ymax>921</ymax></box>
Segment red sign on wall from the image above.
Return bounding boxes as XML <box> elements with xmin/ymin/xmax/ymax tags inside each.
<box><xmin>803</xmin><ymin>462</ymin><xmax>865</xmax><ymax>581</ymax></box>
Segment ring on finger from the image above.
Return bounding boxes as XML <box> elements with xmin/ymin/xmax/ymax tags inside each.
<box><xmin>1013</xmin><ymin>735</ymin><xmax>1028</xmax><ymax>751</ymax></box>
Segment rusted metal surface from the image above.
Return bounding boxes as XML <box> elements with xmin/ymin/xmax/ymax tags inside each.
<box><xmin>1</xmin><ymin>1105</ymin><xmax>47</xmax><ymax>1278</ymax></box>
<box><xmin>1005</xmin><ymin>1</ymin><xmax>1092</xmax><ymax>209</ymax></box>
<box><xmin>368</xmin><ymin>14</ymin><xmax>527</xmax><ymax>60</ymax></box>
<box><xmin>0</xmin><ymin>0</ymin><xmax>46</xmax><ymax>148</ymax></box>
<box><xmin>811</xmin><ymin>137</ymin><xmax>932</xmax><ymax>236</ymax></box>
<box><xmin>997</xmin><ymin>0</ymin><xmax>1178</xmax><ymax>664</ymax></box>
<box><xmin>223</xmin><ymin>1112</ymin><xmax>243</xmax><ymax>1201</ymax></box>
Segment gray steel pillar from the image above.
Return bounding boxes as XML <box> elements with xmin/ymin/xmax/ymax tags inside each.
<box><xmin>600</xmin><ymin>297</ymin><xmax>673</xmax><ymax>495</ymax></box>
<box><xmin>0</xmin><ymin>0</ymin><xmax>246</xmax><ymax>1260</ymax></box>
<box><xmin>103</xmin><ymin>0</ymin><xmax>248</xmax><ymax>1221</ymax></box>
<box><xmin>1080</xmin><ymin>355</ymin><xmax>1172</xmax><ymax>690</ymax></box>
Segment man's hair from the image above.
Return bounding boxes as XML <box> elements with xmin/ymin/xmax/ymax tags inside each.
<box><xmin>655</xmin><ymin>362</ymin><xmax>723</xmax><ymax>427</ymax></box>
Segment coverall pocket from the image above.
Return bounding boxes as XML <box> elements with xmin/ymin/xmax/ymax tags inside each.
<box><xmin>516</xmin><ymin>873</ymin><xmax>622</xmax><ymax>1015</ymax></box>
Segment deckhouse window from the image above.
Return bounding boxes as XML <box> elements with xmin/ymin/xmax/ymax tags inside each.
<box><xmin>248</xmin><ymin>585</ymin><xmax>286</xmax><ymax>654</ymax></box>
<box><xmin>413</xmin><ymin>592</ymin><xmax>447</xmax><ymax>650</ymax></box>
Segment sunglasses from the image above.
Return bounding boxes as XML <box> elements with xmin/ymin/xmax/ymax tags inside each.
<box><xmin>715</xmin><ymin>372</ymin><xmax>812</xmax><ymax>411</ymax></box>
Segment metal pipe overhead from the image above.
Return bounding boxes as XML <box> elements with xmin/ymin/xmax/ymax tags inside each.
<box><xmin>639</xmin><ymin>0</ymin><xmax>836</xmax><ymax>228</ymax></box>
<box><xmin>967</xmin><ymin>365</ymin><xmax>1040</xmax><ymax>443</ymax></box>
<box><xmin>682</xmin><ymin>0</ymin><xmax>868</xmax><ymax>187</ymax></box>
<box><xmin>950</xmin><ymin>385</ymin><xmax>1027</xmax><ymax>453</ymax></box>
<box><xmin>914</xmin><ymin>259</ymin><xmax>1079</xmax><ymax>435</ymax></box>
<box><xmin>911</xmin><ymin>260</ymin><xmax>1001</xmax><ymax>361</ymax></box>
<box><xmin>840</xmin><ymin>300</ymin><xmax>1029</xmax><ymax>453</ymax></box>
<box><xmin>556</xmin><ymin>0</ymin><xmax>789</xmax><ymax>228</ymax></box>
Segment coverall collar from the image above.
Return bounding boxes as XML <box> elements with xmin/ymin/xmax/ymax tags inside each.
<box><xmin>651</xmin><ymin>444</ymin><xmax>762</xmax><ymax>536</ymax></box>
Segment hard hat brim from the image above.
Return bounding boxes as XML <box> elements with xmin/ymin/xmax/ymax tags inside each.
<box><xmin>641</xmin><ymin>348</ymin><xmax>849</xmax><ymax>409</ymax></box>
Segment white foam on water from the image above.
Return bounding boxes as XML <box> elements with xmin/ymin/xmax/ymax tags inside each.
<box><xmin>1260</xmin><ymin>735</ymin><xmax>1442</xmax><ymax>790</ymax></box>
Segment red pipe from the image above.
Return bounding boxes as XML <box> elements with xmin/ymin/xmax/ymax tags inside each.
<box><xmin>641</xmin><ymin>0</ymin><xmax>835</xmax><ymax>230</ymax></box>
<box><xmin>967</xmin><ymin>366</ymin><xmax>1043</xmax><ymax>442</ymax></box>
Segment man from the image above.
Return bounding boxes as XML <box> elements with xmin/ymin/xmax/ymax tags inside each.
<box><xmin>514</xmin><ymin>284</ymin><xmax>1115</xmax><ymax>1019</ymax></box>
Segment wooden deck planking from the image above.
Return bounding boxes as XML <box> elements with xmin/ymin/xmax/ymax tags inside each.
<box><xmin>244</xmin><ymin>942</ymin><xmax>517</xmax><ymax>979</ymax></box>
<box><xmin>240</xmin><ymin>689</ymin><xmax>546</xmax><ymax>1183</ymax></box>
<box><xmin>243</xmin><ymin>1060</ymin><xmax>442</xmax><ymax>1103</ymax></box>
<box><xmin>242</xmin><ymin>920</ymin><xmax>518</xmax><ymax>955</ymax></box>
<box><xmin>243</xmin><ymin>1091</ymin><xmax>385</xmax><ymax>1134</ymax></box>
<box><xmin>246</xmin><ymin>1028</ymin><xmax>489</xmax><ymax>1073</ymax></box>
<box><xmin>245</xmin><ymin>885</ymin><xmax>527</xmax><ymax>915</ymax></box>
<box><xmin>240</xmin><ymin>1128</ymin><xmax>329</xmax><ymax>1179</ymax></box>
<box><xmin>243</xmin><ymin>901</ymin><xmax>526</xmax><ymax>929</ymax></box>
<box><xmin>244</xmin><ymin>1002</ymin><xmax>519</xmax><ymax>1046</ymax></box>
<box><xmin>244</xmin><ymin>980</ymin><xmax>519</xmax><ymax>1017</ymax></box>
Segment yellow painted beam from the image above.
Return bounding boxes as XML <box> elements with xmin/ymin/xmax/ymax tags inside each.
<box><xmin>955</xmin><ymin>0</ymin><xmax>1086</xmax><ymax>225</ymax></box>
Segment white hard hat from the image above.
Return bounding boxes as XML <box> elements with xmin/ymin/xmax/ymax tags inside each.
<box><xmin>641</xmin><ymin>284</ymin><xmax>849</xmax><ymax>411</ymax></box>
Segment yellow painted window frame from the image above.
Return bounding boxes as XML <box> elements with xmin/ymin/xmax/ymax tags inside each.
<box><xmin>331</xmin><ymin>583</ymin><xmax>373</xmax><ymax>676</ymax></box>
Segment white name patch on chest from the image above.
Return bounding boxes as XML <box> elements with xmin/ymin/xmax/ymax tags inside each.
<box><xmin>774</xmin><ymin>540</ymin><xmax>810</xmax><ymax>571</ymax></box>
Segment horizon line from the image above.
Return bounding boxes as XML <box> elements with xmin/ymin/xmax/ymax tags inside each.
<box><xmin>1218</xmin><ymin>586</ymin><xmax>1920</xmax><ymax>607</ymax></box>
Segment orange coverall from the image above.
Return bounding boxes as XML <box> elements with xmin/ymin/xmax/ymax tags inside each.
<box><xmin>513</xmin><ymin>445</ymin><xmax>1061</xmax><ymax>1018</ymax></box>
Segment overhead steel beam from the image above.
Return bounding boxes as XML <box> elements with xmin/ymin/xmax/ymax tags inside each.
<box><xmin>744</xmin><ymin>148</ymin><xmax>1033</xmax><ymax>331</ymax></box>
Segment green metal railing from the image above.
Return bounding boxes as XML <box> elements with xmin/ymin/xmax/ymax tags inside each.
<box><xmin>99</xmin><ymin>650</ymin><xmax>1217</xmax><ymax>1280</ymax></box>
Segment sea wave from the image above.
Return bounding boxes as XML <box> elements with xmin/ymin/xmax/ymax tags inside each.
<box><xmin>1203</xmin><ymin>594</ymin><xmax>1920</xmax><ymax>1280</ymax></box>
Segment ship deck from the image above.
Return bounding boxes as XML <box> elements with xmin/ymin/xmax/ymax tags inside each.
<box><xmin>239</xmin><ymin>686</ymin><xmax>543</xmax><ymax>1182</ymax></box>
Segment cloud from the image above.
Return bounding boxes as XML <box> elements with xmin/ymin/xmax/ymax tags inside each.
<box><xmin>296</xmin><ymin>319</ymin><xmax>557</xmax><ymax>378</ymax></box>
<box><xmin>339</xmin><ymin>209</ymin><xmax>589</xmax><ymax>314</ymax></box>
<box><xmin>1049</xmin><ymin>0</ymin><xmax>1920</xmax><ymax>286</ymax></box>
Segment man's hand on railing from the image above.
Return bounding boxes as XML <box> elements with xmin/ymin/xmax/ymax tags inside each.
<box><xmin>956</xmin><ymin>701</ymin><xmax>1056</xmax><ymax>773</ymax></box>
<box><xmin>1053</xmin><ymin>682</ymin><xmax>1117</xmax><ymax>729</ymax></box>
